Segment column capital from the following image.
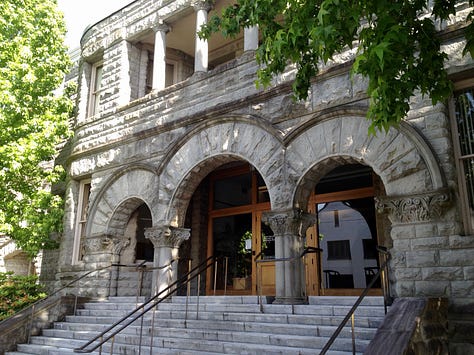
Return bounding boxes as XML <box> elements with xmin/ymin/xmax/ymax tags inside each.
<box><xmin>192</xmin><ymin>0</ymin><xmax>213</xmax><ymax>12</ymax></box>
<box><xmin>153</xmin><ymin>20</ymin><xmax>170</xmax><ymax>34</ymax></box>
<box><xmin>375</xmin><ymin>188</ymin><xmax>451</xmax><ymax>224</ymax></box>
<box><xmin>262</xmin><ymin>208</ymin><xmax>316</xmax><ymax>237</ymax></box>
<box><xmin>145</xmin><ymin>226</ymin><xmax>190</xmax><ymax>248</ymax></box>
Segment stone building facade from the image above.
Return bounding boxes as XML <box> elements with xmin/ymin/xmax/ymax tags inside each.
<box><xmin>42</xmin><ymin>0</ymin><xmax>474</xmax><ymax>350</ymax></box>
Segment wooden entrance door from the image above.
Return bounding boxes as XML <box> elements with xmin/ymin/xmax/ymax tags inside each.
<box><xmin>205</xmin><ymin>164</ymin><xmax>271</xmax><ymax>295</ymax></box>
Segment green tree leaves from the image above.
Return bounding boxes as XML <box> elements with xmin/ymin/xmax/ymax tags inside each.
<box><xmin>200</xmin><ymin>0</ymin><xmax>473</xmax><ymax>132</ymax></box>
<box><xmin>0</xmin><ymin>0</ymin><xmax>72</xmax><ymax>256</ymax></box>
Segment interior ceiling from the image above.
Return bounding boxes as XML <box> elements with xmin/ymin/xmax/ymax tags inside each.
<box><xmin>138</xmin><ymin>0</ymin><xmax>242</xmax><ymax>58</ymax></box>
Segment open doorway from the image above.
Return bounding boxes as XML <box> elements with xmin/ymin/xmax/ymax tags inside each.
<box><xmin>306</xmin><ymin>164</ymin><xmax>382</xmax><ymax>296</ymax></box>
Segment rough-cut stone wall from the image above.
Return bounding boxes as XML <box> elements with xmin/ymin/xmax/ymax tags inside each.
<box><xmin>55</xmin><ymin>0</ymin><xmax>474</xmax><ymax>352</ymax></box>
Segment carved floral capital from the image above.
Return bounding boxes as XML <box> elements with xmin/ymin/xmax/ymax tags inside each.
<box><xmin>83</xmin><ymin>234</ymin><xmax>130</xmax><ymax>254</ymax></box>
<box><xmin>145</xmin><ymin>226</ymin><xmax>190</xmax><ymax>248</ymax></box>
<box><xmin>152</xmin><ymin>20</ymin><xmax>170</xmax><ymax>34</ymax></box>
<box><xmin>262</xmin><ymin>209</ymin><xmax>316</xmax><ymax>237</ymax></box>
<box><xmin>192</xmin><ymin>0</ymin><xmax>213</xmax><ymax>12</ymax></box>
<box><xmin>375</xmin><ymin>189</ymin><xmax>451</xmax><ymax>224</ymax></box>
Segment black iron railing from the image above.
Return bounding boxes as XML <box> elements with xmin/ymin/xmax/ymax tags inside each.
<box><xmin>320</xmin><ymin>246</ymin><xmax>392</xmax><ymax>355</ymax></box>
<box><xmin>74</xmin><ymin>255</ymin><xmax>217</xmax><ymax>354</ymax></box>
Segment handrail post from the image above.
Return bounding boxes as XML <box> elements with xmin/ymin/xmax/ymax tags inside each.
<box><xmin>109</xmin><ymin>335</ymin><xmax>115</xmax><ymax>355</ymax></box>
<box><xmin>185</xmin><ymin>259</ymin><xmax>192</xmax><ymax>325</ymax></box>
<box><xmin>351</xmin><ymin>313</ymin><xmax>356</xmax><ymax>355</ymax></box>
<box><xmin>320</xmin><ymin>251</ymin><xmax>391</xmax><ymax>355</ymax></box>
<box><xmin>224</xmin><ymin>257</ymin><xmax>228</xmax><ymax>295</ymax></box>
<box><xmin>74</xmin><ymin>294</ymin><xmax>78</xmax><ymax>315</ymax></box>
<box><xmin>187</xmin><ymin>259</ymin><xmax>192</xmax><ymax>297</ymax></box>
<box><xmin>196</xmin><ymin>274</ymin><xmax>201</xmax><ymax>320</ymax></box>
<box><xmin>377</xmin><ymin>246</ymin><xmax>392</xmax><ymax>314</ymax></box>
<box><xmin>258</xmin><ymin>262</ymin><xmax>263</xmax><ymax>311</ymax></box>
<box><xmin>98</xmin><ymin>335</ymin><xmax>103</xmax><ymax>355</ymax></box>
<box><xmin>213</xmin><ymin>259</ymin><xmax>218</xmax><ymax>295</ymax></box>
<box><xmin>138</xmin><ymin>304</ymin><xmax>145</xmax><ymax>355</ymax></box>
<box><xmin>149</xmin><ymin>304</ymin><xmax>157</xmax><ymax>355</ymax></box>
<box><xmin>137</xmin><ymin>265</ymin><xmax>144</xmax><ymax>299</ymax></box>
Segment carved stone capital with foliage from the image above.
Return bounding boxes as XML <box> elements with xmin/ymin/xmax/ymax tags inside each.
<box><xmin>262</xmin><ymin>209</ymin><xmax>316</xmax><ymax>237</ymax></box>
<box><xmin>192</xmin><ymin>0</ymin><xmax>213</xmax><ymax>12</ymax></box>
<box><xmin>83</xmin><ymin>234</ymin><xmax>130</xmax><ymax>255</ymax></box>
<box><xmin>375</xmin><ymin>189</ymin><xmax>451</xmax><ymax>224</ymax></box>
<box><xmin>145</xmin><ymin>226</ymin><xmax>190</xmax><ymax>248</ymax></box>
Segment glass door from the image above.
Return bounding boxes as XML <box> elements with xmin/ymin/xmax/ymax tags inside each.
<box><xmin>305</xmin><ymin>164</ymin><xmax>381</xmax><ymax>296</ymax></box>
<box><xmin>317</xmin><ymin>196</ymin><xmax>380</xmax><ymax>295</ymax></box>
<box><xmin>205</xmin><ymin>163</ymin><xmax>271</xmax><ymax>295</ymax></box>
<box><xmin>253</xmin><ymin>212</ymin><xmax>275</xmax><ymax>295</ymax></box>
<box><xmin>211</xmin><ymin>213</ymin><xmax>252</xmax><ymax>292</ymax></box>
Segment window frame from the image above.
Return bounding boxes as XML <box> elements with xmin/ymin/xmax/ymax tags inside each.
<box><xmin>72</xmin><ymin>179</ymin><xmax>91</xmax><ymax>264</ymax></box>
<box><xmin>450</xmin><ymin>79</ymin><xmax>474</xmax><ymax>235</ymax></box>
<box><xmin>87</xmin><ymin>61</ymin><xmax>103</xmax><ymax>117</ymax></box>
<box><xmin>327</xmin><ymin>239</ymin><xmax>352</xmax><ymax>260</ymax></box>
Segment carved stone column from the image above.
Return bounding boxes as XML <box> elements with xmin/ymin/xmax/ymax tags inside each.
<box><xmin>145</xmin><ymin>226</ymin><xmax>190</xmax><ymax>296</ymax></box>
<box><xmin>152</xmin><ymin>21</ymin><xmax>170</xmax><ymax>90</ymax></box>
<box><xmin>244</xmin><ymin>26</ymin><xmax>258</xmax><ymax>51</ymax></box>
<box><xmin>193</xmin><ymin>0</ymin><xmax>213</xmax><ymax>72</ymax></box>
<box><xmin>262</xmin><ymin>209</ymin><xmax>316</xmax><ymax>304</ymax></box>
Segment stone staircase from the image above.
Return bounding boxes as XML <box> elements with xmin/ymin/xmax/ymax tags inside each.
<box><xmin>7</xmin><ymin>295</ymin><xmax>387</xmax><ymax>355</ymax></box>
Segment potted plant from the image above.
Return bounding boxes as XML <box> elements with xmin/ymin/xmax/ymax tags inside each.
<box><xmin>233</xmin><ymin>231</ymin><xmax>252</xmax><ymax>290</ymax></box>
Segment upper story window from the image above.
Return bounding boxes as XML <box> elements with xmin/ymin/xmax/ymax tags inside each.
<box><xmin>451</xmin><ymin>82</ymin><xmax>474</xmax><ymax>234</ymax></box>
<box><xmin>72</xmin><ymin>179</ymin><xmax>91</xmax><ymax>264</ymax></box>
<box><xmin>88</xmin><ymin>62</ymin><xmax>103</xmax><ymax>117</ymax></box>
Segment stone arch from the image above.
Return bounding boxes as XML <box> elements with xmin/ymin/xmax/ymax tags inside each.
<box><xmin>155</xmin><ymin>117</ymin><xmax>286</xmax><ymax>226</ymax></box>
<box><xmin>87</xmin><ymin>165</ymin><xmax>158</xmax><ymax>237</ymax></box>
<box><xmin>286</xmin><ymin>112</ymin><xmax>447</xmax><ymax>209</ymax></box>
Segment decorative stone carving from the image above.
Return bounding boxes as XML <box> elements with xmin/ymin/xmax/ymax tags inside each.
<box><xmin>83</xmin><ymin>234</ymin><xmax>130</xmax><ymax>254</ymax></box>
<box><xmin>111</xmin><ymin>237</ymin><xmax>131</xmax><ymax>255</ymax></box>
<box><xmin>376</xmin><ymin>189</ymin><xmax>451</xmax><ymax>224</ymax></box>
<box><xmin>152</xmin><ymin>20</ymin><xmax>170</xmax><ymax>34</ymax></box>
<box><xmin>83</xmin><ymin>235</ymin><xmax>113</xmax><ymax>254</ymax></box>
<box><xmin>192</xmin><ymin>0</ymin><xmax>213</xmax><ymax>12</ymax></box>
<box><xmin>262</xmin><ymin>208</ymin><xmax>316</xmax><ymax>237</ymax></box>
<box><xmin>145</xmin><ymin>226</ymin><xmax>190</xmax><ymax>248</ymax></box>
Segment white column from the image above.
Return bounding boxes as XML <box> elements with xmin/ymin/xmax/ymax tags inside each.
<box><xmin>193</xmin><ymin>1</ymin><xmax>212</xmax><ymax>72</ymax></box>
<box><xmin>262</xmin><ymin>209</ymin><xmax>316</xmax><ymax>304</ymax></box>
<box><xmin>145</xmin><ymin>226</ymin><xmax>190</xmax><ymax>296</ymax></box>
<box><xmin>244</xmin><ymin>26</ymin><xmax>259</xmax><ymax>51</ymax></box>
<box><xmin>117</xmin><ymin>40</ymin><xmax>132</xmax><ymax>106</ymax></box>
<box><xmin>152</xmin><ymin>22</ymin><xmax>169</xmax><ymax>91</ymax></box>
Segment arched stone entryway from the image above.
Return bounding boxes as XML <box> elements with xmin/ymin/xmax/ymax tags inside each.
<box><xmin>154</xmin><ymin>117</ymin><xmax>287</xmax><ymax>298</ymax></box>
<box><xmin>81</xmin><ymin>166</ymin><xmax>159</xmax><ymax>296</ymax></box>
<box><xmin>286</xmin><ymin>112</ymin><xmax>450</xmax><ymax>300</ymax></box>
<box><xmin>83</xmin><ymin>112</ymin><xmax>451</xmax><ymax>301</ymax></box>
<box><xmin>287</xmin><ymin>113</ymin><xmax>447</xmax><ymax>210</ymax></box>
<box><xmin>155</xmin><ymin>117</ymin><xmax>286</xmax><ymax>226</ymax></box>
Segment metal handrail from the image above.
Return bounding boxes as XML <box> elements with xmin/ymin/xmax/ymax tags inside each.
<box><xmin>74</xmin><ymin>255</ymin><xmax>217</xmax><ymax>354</ymax></box>
<box><xmin>319</xmin><ymin>247</ymin><xmax>391</xmax><ymax>355</ymax></box>
<box><xmin>0</xmin><ymin>259</ymin><xmax>168</xmax><ymax>347</ymax></box>
<box><xmin>254</xmin><ymin>246</ymin><xmax>323</xmax><ymax>305</ymax></box>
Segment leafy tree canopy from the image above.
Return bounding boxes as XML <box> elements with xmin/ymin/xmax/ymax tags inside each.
<box><xmin>0</xmin><ymin>0</ymin><xmax>72</xmax><ymax>256</ymax></box>
<box><xmin>200</xmin><ymin>0</ymin><xmax>474</xmax><ymax>132</ymax></box>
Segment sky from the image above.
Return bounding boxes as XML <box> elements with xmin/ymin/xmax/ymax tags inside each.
<box><xmin>57</xmin><ymin>0</ymin><xmax>132</xmax><ymax>49</ymax></box>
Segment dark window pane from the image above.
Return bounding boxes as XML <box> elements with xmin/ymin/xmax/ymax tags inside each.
<box><xmin>363</xmin><ymin>239</ymin><xmax>377</xmax><ymax>259</ymax></box>
<box><xmin>327</xmin><ymin>240</ymin><xmax>351</xmax><ymax>260</ymax></box>
<box><xmin>213</xmin><ymin>174</ymin><xmax>252</xmax><ymax>209</ymax></box>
